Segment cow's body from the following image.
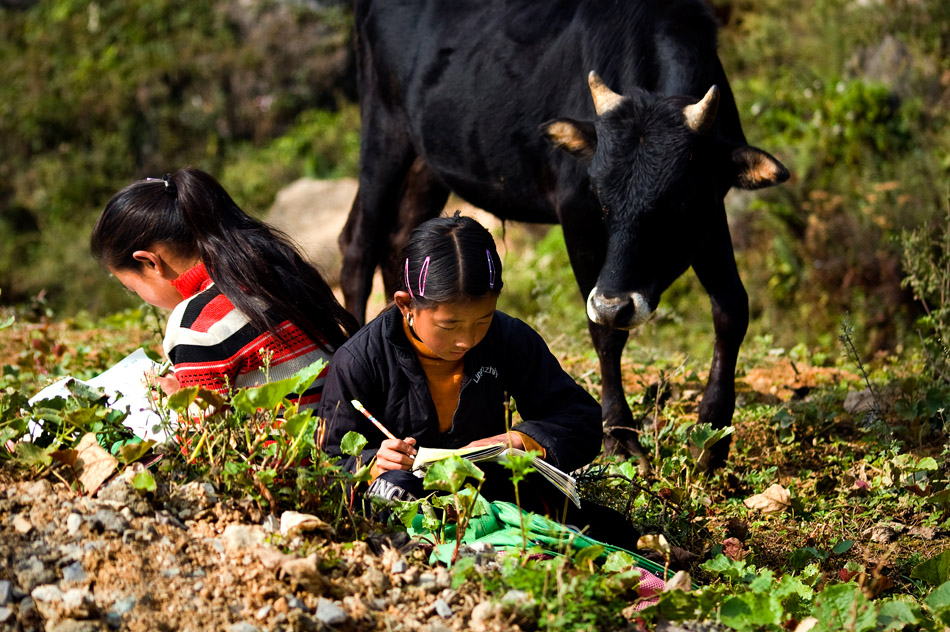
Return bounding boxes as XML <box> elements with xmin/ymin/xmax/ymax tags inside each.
<box><xmin>340</xmin><ymin>0</ymin><xmax>788</xmax><ymax>469</ymax></box>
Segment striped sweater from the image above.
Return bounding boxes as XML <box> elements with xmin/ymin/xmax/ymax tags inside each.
<box><xmin>163</xmin><ymin>264</ymin><xmax>331</xmax><ymax>410</ymax></box>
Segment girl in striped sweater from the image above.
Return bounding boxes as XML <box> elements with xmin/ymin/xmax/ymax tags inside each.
<box><xmin>90</xmin><ymin>167</ymin><xmax>359</xmax><ymax>410</ymax></box>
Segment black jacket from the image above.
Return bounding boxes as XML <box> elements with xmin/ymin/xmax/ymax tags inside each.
<box><xmin>319</xmin><ymin>308</ymin><xmax>602</xmax><ymax>473</ymax></box>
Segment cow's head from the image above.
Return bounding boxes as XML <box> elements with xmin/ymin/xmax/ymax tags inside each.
<box><xmin>542</xmin><ymin>71</ymin><xmax>789</xmax><ymax>330</ymax></box>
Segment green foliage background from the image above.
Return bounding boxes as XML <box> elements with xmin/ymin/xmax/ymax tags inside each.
<box><xmin>2</xmin><ymin>0</ymin><xmax>950</xmax><ymax>358</ymax></box>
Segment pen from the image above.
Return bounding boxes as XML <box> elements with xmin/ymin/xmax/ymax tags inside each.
<box><xmin>350</xmin><ymin>399</ymin><xmax>398</xmax><ymax>442</ymax></box>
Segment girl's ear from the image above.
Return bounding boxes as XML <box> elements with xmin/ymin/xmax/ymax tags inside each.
<box><xmin>131</xmin><ymin>250</ymin><xmax>165</xmax><ymax>275</ymax></box>
<box><xmin>393</xmin><ymin>291</ymin><xmax>412</xmax><ymax>318</ymax></box>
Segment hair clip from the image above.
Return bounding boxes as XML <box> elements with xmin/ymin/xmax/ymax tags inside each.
<box><xmin>404</xmin><ymin>258</ymin><xmax>414</xmax><ymax>298</ymax></box>
<box><xmin>418</xmin><ymin>256</ymin><xmax>430</xmax><ymax>297</ymax></box>
<box><xmin>146</xmin><ymin>174</ymin><xmax>177</xmax><ymax>196</ymax></box>
<box><xmin>486</xmin><ymin>249</ymin><xmax>495</xmax><ymax>289</ymax></box>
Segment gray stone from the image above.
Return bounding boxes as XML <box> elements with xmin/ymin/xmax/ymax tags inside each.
<box><xmin>97</xmin><ymin>473</ymin><xmax>152</xmax><ymax>516</ymax></box>
<box><xmin>434</xmin><ymin>598</ymin><xmax>453</xmax><ymax>618</ymax></box>
<box><xmin>15</xmin><ymin>556</ymin><xmax>55</xmax><ymax>591</ymax></box>
<box><xmin>110</xmin><ymin>595</ymin><xmax>136</xmax><ymax>615</ymax></box>
<box><xmin>19</xmin><ymin>596</ymin><xmax>36</xmax><ymax>618</ymax></box>
<box><xmin>88</xmin><ymin>509</ymin><xmax>130</xmax><ymax>534</ymax></box>
<box><xmin>0</xmin><ymin>580</ymin><xmax>11</xmax><ymax>606</ymax></box>
<box><xmin>223</xmin><ymin>524</ymin><xmax>266</xmax><ymax>550</ymax></box>
<box><xmin>0</xmin><ymin>607</ymin><xmax>12</xmax><ymax>623</ymax></box>
<box><xmin>390</xmin><ymin>560</ymin><xmax>408</xmax><ymax>574</ymax></box>
<box><xmin>287</xmin><ymin>595</ymin><xmax>307</xmax><ymax>611</ymax></box>
<box><xmin>26</xmin><ymin>479</ymin><xmax>53</xmax><ymax>497</ymax></box>
<box><xmin>61</xmin><ymin>588</ymin><xmax>97</xmax><ymax>618</ymax></box>
<box><xmin>315</xmin><ymin>598</ymin><xmax>348</xmax><ymax>626</ymax></box>
<box><xmin>61</xmin><ymin>562</ymin><xmax>87</xmax><ymax>584</ymax></box>
<box><xmin>57</xmin><ymin>543</ymin><xmax>83</xmax><ymax>563</ymax></box>
<box><xmin>225</xmin><ymin>623</ymin><xmax>259</xmax><ymax>632</ymax></box>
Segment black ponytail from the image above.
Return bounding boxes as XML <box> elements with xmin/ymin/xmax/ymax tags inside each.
<box><xmin>91</xmin><ymin>167</ymin><xmax>359</xmax><ymax>350</ymax></box>
<box><xmin>401</xmin><ymin>211</ymin><xmax>503</xmax><ymax>308</ymax></box>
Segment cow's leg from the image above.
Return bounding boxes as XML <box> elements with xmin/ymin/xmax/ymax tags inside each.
<box><xmin>338</xmin><ymin>123</ymin><xmax>414</xmax><ymax>323</ymax></box>
<box><xmin>380</xmin><ymin>157</ymin><xmax>451</xmax><ymax>295</ymax></box>
<box><xmin>558</xmin><ymin>203</ymin><xmax>649</xmax><ymax>473</ymax></box>
<box><xmin>691</xmin><ymin>213</ymin><xmax>749</xmax><ymax>471</ymax></box>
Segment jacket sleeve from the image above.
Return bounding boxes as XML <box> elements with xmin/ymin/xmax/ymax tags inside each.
<box><xmin>503</xmin><ymin>318</ymin><xmax>602</xmax><ymax>473</ymax></box>
<box><xmin>317</xmin><ymin>345</ymin><xmax>391</xmax><ymax>472</ymax></box>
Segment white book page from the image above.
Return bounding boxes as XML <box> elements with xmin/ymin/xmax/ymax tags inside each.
<box><xmin>29</xmin><ymin>348</ymin><xmax>173</xmax><ymax>442</ymax></box>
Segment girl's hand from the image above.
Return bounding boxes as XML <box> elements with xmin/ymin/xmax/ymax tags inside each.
<box><xmin>374</xmin><ymin>437</ymin><xmax>418</xmax><ymax>472</ymax></box>
<box><xmin>146</xmin><ymin>370</ymin><xmax>181</xmax><ymax>396</ymax></box>
<box><xmin>464</xmin><ymin>431</ymin><xmax>526</xmax><ymax>451</ymax></box>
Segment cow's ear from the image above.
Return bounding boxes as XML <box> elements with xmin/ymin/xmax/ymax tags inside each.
<box><xmin>731</xmin><ymin>146</ymin><xmax>790</xmax><ymax>190</ymax></box>
<box><xmin>543</xmin><ymin>118</ymin><xmax>597</xmax><ymax>159</ymax></box>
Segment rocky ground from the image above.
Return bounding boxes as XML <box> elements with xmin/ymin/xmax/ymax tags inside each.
<box><xmin>0</xmin><ymin>467</ymin><xmax>540</xmax><ymax>632</ymax></box>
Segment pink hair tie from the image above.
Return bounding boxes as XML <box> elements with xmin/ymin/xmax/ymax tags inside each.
<box><xmin>404</xmin><ymin>258</ymin><xmax>414</xmax><ymax>298</ymax></box>
<box><xmin>486</xmin><ymin>249</ymin><xmax>495</xmax><ymax>289</ymax></box>
<box><xmin>418</xmin><ymin>256</ymin><xmax>430</xmax><ymax>297</ymax></box>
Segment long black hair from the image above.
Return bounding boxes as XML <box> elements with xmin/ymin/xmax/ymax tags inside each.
<box><xmin>401</xmin><ymin>212</ymin><xmax>503</xmax><ymax>307</ymax></box>
<box><xmin>90</xmin><ymin>167</ymin><xmax>359</xmax><ymax>350</ymax></box>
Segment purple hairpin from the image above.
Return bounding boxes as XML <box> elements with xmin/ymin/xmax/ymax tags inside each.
<box><xmin>486</xmin><ymin>249</ymin><xmax>495</xmax><ymax>289</ymax></box>
<box><xmin>418</xmin><ymin>256</ymin><xmax>430</xmax><ymax>297</ymax></box>
<box><xmin>404</xmin><ymin>258</ymin><xmax>414</xmax><ymax>298</ymax></box>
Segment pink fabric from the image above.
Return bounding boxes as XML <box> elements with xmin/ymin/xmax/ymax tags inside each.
<box><xmin>633</xmin><ymin>567</ymin><xmax>667</xmax><ymax>611</ymax></box>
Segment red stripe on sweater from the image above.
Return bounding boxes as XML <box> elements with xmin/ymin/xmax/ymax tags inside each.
<box><xmin>190</xmin><ymin>293</ymin><xmax>236</xmax><ymax>333</ymax></box>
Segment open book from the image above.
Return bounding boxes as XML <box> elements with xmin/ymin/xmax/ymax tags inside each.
<box><xmin>411</xmin><ymin>443</ymin><xmax>580</xmax><ymax>507</ymax></box>
<box><xmin>29</xmin><ymin>348</ymin><xmax>172</xmax><ymax>442</ymax></box>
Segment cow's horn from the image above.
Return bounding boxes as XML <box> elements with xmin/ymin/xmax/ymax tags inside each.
<box><xmin>683</xmin><ymin>85</ymin><xmax>720</xmax><ymax>133</ymax></box>
<box><xmin>588</xmin><ymin>71</ymin><xmax>624</xmax><ymax>116</ymax></box>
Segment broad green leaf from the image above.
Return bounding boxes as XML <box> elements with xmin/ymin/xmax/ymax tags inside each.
<box><xmin>916</xmin><ymin>457</ymin><xmax>939</xmax><ymax>471</ymax></box>
<box><xmin>118</xmin><ymin>439</ymin><xmax>155</xmax><ymax>464</ymax></box>
<box><xmin>813</xmin><ymin>584</ymin><xmax>875</xmax><ymax>632</ymax></box>
<box><xmin>289</xmin><ymin>359</ymin><xmax>327</xmax><ymax>396</ymax></box>
<box><xmin>688</xmin><ymin>423</ymin><xmax>735</xmax><ymax>450</ymax></box>
<box><xmin>573</xmin><ymin>545</ymin><xmax>604</xmax><ymax>571</ymax></box>
<box><xmin>132</xmin><ymin>470</ymin><xmax>156</xmax><ymax>492</ymax></box>
<box><xmin>721</xmin><ymin>592</ymin><xmax>782</xmax><ymax>630</ymax></box>
<box><xmin>167</xmin><ymin>386</ymin><xmax>199</xmax><ymax>411</ymax></box>
<box><xmin>231</xmin><ymin>377</ymin><xmax>297</xmax><ymax>412</ymax></box>
<box><xmin>0</xmin><ymin>315</ymin><xmax>14</xmax><ymax>329</ymax></box>
<box><xmin>340</xmin><ymin>431</ymin><xmax>368</xmax><ymax>457</ymax></box>
<box><xmin>911</xmin><ymin>549</ymin><xmax>950</xmax><ymax>586</ymax></box>
<box><xmin>351</xmin><ymin>464</ymin><xmax>373</xmax><ymax>484</ymax></box>
<box><xmin>832</xmin><ymin>539</ymin><xmax>855</xmax><ymax>555</ymax></box>
<box><xmin>701</xmin><ymin>554</ymin><xmax>748</xmax><ymax>580</ymax></box>
<box><xmin>140</xmin><ymin>346</ymin><xmax>164</xmax><ymax>363</ymax></box>
<box><xmin>282</xmin><ymin>411</ymin><xmax>314</xmax><ymax>440</ymax></box>
<box><xmin>924</xmin><ymin>580</ymin><xmax>950</xmax><ymax>612</ymax></box>
<box><xmin>15</xmin><ymin>442</ymin><xmax>54</xmax><ymax>468</ymax></box>
<box><xmin>392</xmin><ymin>499</ymin><xmax>422</xmax><ymax>529</ymax></box>
<box><xmin>423</xmin><ymin>455</ymin><xmax>485</xmax><ymax>494</ymax></box>
<box><xmin>603</xmin><ymin>550</ymin><xmax>638</xmax><ymax>573</ymax></box>
<box><xmin>876</xmin><ymin>598</ymin><xmax>922</xmax><ymax>630</ymax></box>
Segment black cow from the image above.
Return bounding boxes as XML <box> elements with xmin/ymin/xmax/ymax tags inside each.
<box><xmin>338</xmin><ymin>0</ymin><xmax>789</xmax><ymax>470</ymax></box>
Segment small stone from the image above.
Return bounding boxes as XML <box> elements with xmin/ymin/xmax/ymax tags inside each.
<box><xmin>287</xmin><ymin>595</ymin><xmax>307</xmax><ymax>611</ymax></box>
<box><xmin>61</xmin><ymin>588</ymin><xmax>97</xmax><ymax>618</ymax></box>
<box><xmin>16</xmin><ymin>556</ymin><xmax>55</xmax><ymax>591</ymax></box>
<box><xmin>434</xmin><ymin>598</ymin><xmax>453</xmax><ymax>618</ymax></box>
<box><xmin>273</xmin><ymin>597</ymin><xmax>289</xmax><ymax>614</ymax></box>
<box><xmin>62</xmin><ymin>562</ymin><xmax>87</xmax><ymax>584</ymax></box>
<box><xmin>0</xmin><ymin>607</ymin><xmax>12</xmax><ymax>623</ymax></box>
<box><xmin>427</xmin><ymin>622</ymin><xmax>453</xmax><ymax>632</ymax></box>
<box><xmin>89</xmin><ymin>509</ymin><xmax>130</xmax><ymax>534</ymax></box>
<box><xmin>67</xmin><ymin>513</ymin><xmax>83</xmax><ymax>536</ymax></box>
<box><xmin>391</xmin><ymin>559</ymin><xmax>408</xmax><ymax>574</ymax></box>
<box><xmin>315</xmin><ymin>598</ymin><xmax>348</xmax><ymax>626</ymax></box>
<box><xmin>225</xmin><ymin>623</ymin><xmax>259</xmax><ymax>632</ymax></box>
<box><xmin>26</xmin><ymin>479</ymin><xmax>53</xmax><ymax>497</ymax></box>
<box><xmin>12</xmin><ymin>513</ymin><xmax>33</xmax><ymax>534</ymax></box>
<box><xmin>46</xmin><ymin>618</ymin><xmax>104</xmax><ymax>632</ymax></box>
<box><xmin>111</xmin><ymin>595</ymin><xmax>136</xmax><ymax>615</ymax></box>
<box><xmin>862</xmin><ymin>522</ymin><xmax>903</xmax><ymax>544</ymax></box>
<box><xmin>31</xmin><ymin>584</ymin><xmax>65</xmax><ymax>619</ymax></box>
<box><xmin>0</xmin><ymin>580</ymin><xmax>11</xmax><ymax>606</ymax></box>
<box><xmin>255</xmin><ymin>604</ymin><xmax>273</xmax><ymax>620</ymax></box>
<box><xmin>223</xmin><ymin>524</ymin><xmax>266</xmax><ymax>551</ymax></box>
<box><xmin>470</xmin><ymin>601</ymin><xmax>496</xmax><ymax>632</ymax></box>
<box><xmin>20</xmin><ymin>597</ymin><xmax>36</xmax><ymax>619</ymax></box>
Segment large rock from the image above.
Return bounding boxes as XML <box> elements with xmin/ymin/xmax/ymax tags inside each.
<box><xmin>265</xmin><ymin>178</ymin><xmax>359</xmax><ymax>281</ymax></box>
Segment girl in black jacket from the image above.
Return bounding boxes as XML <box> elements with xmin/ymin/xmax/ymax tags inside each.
<box><xmin>320</xmin><ymin>214</ymin><xmax>634</xmax><ymax>543</ymax></box>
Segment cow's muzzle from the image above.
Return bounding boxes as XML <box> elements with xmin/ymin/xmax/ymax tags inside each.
<box><xmin>586</xmin><ymin>287</ymin><xmax>652</xmax><ymax>330</ymax></box>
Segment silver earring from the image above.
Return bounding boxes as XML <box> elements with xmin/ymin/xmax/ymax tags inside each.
<box><xmin>407</xmin><ymin>314</ymin><xmax>414</xmax><ymax>328</ymax></box>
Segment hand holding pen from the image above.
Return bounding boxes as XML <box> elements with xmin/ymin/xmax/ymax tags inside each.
<box><xmin>351</xmin><ymin>400</ymin><xmax>417</xmax><ymax>472</ymax></box>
